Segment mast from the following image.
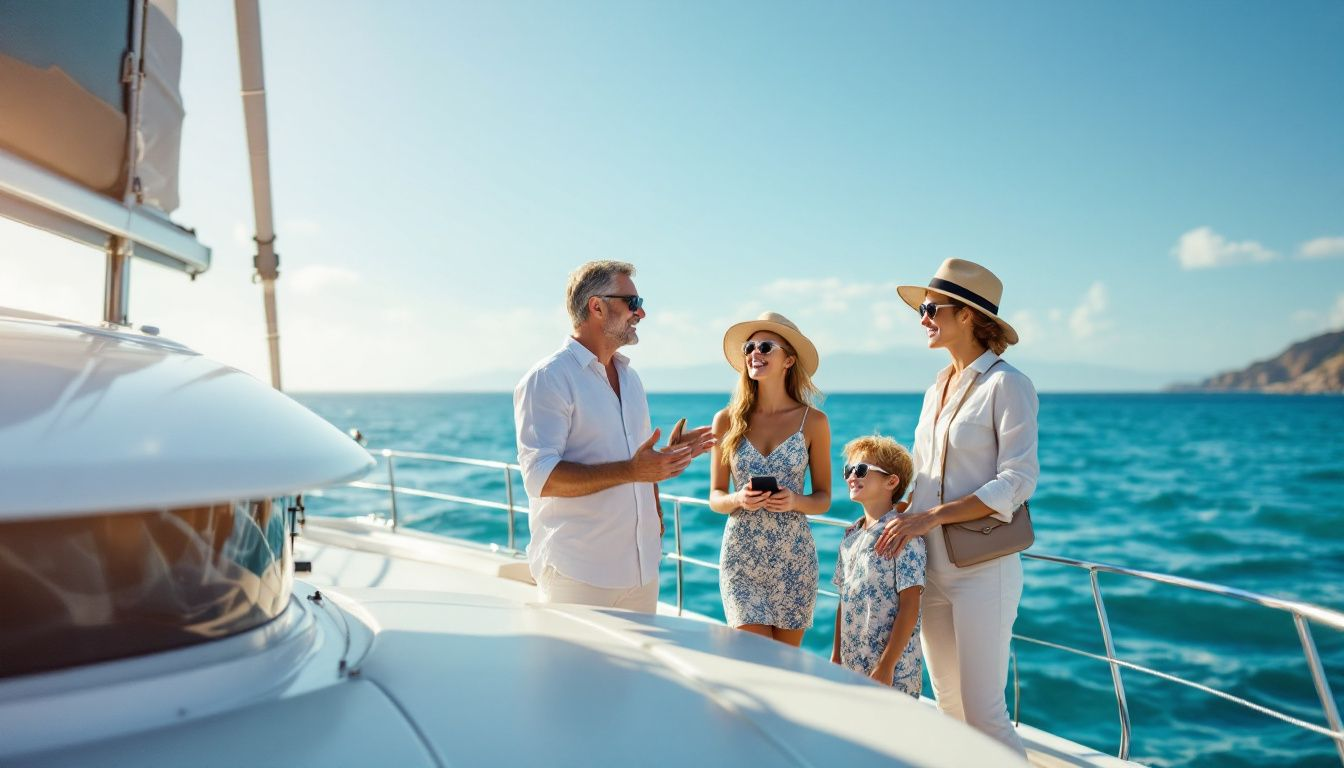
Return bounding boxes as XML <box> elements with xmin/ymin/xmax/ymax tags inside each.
<box><xmin>104</xmin><ymin>0</ymin><xmax>147</xmax><ymax>326</ymax></box>
<box><xmin>234</xmin><ymin>0</ymin><xmax>283</xmax><ymax>390</ymax></box>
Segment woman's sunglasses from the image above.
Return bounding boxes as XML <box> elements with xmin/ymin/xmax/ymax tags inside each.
<box><xmin>742</xmin><ymin>340</ymin><xmax>788</xmax><ymax>356</ymax></box>
<box><xmin>600</xmin><ymin>295</ymin><xmax>644</xmax><ymax>312</ymax></box>
<box><xmin>843</xmin><ymin>463</ymin><xmax>893</xmax><ymax>479</ymax></box>
<box><xmin>917</xmin><ymin>301</ymin><xmax>960</xmax><ymax>319</ymax></box>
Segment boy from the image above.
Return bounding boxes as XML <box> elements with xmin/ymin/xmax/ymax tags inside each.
<box><xmin>831</xmin><ymin>435</ymin><xmax>926</xmax><ymax>696</ymax></box>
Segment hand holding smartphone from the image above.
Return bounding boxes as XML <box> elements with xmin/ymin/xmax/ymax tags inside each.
<box><xmin>749</xmin><ymin>475</ymin><xmax>780</xmax><ymax>494</ymax></box>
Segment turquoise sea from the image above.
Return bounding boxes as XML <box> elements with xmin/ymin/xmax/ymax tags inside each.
<box><xmin>296</xmin><ymin>392</ymin><xmax>1344</xmax><ymax>768</ymax></box>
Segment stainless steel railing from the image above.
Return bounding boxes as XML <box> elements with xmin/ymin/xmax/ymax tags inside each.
<box><xmin>331</xmin><ymin>448</ymin><xmax>1344</xmax><ymax>766</ymax></box>
<box><xmin>1013</xmin><ymin>553</ymin><xmax>1344</xmax><ymax>763</ymax></box>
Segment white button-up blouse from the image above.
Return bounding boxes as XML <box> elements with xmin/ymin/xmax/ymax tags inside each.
<box><xmin>513</xmin><ymin>338</ymin><xmax>660</xmax><ymax>589</ymax></box>
<box><xmin>908</xmin><ymin>350</ymin><xmax>1039</xmax><ymax>575</ymax></box>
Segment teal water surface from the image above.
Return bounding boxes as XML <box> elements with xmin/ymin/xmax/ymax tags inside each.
<box><xmin>296</xmin><ymin>391</ymin><xmax>1344</xmax><ymax>768</ymax></box>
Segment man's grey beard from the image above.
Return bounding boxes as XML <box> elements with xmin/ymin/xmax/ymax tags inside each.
<box><xmin>603</xmin><ymin>314</ymin><xmax>639</xmax><ymax>346</ymax></box>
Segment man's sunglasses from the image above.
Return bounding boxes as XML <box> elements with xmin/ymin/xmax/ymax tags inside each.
<box><xmin>600</xmin><ymin>295</ymin><xmax>644</xmax><ymax>312</ymax></box>
<box><xmin>742</xmin><ymin>340</ymin><xmax>788</xmax><ymax>356</ymax></box>
<box><xmin>843</xmin><ymin>462</ymin><xmax>893</xmax><ymax>480</ymax></box>
<box><xmin>917</xmin><ymin>301</ymin><xmax>960</xmax><ymax>319</ymax></box>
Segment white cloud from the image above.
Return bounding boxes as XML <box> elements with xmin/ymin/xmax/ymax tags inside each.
<box><xmin>636</xmin><ymin>308</ymin><xmax>730</xmax><ymax>366</ymax></box>
<box><xmin>1007</xmin><ymin>309</ymin><xmax>1040</xmax><ymax>348</ymax></box>
<box><xmin>871</xmin><ymin>300</ymin><xmax>910</xmax><ymax>334</ymax></box>
<box><xmin>287</xmin><ymin>265</ymin><xmax>360</xmax><ymax>296</ymax></box>
<box><xmin>283</xmin><ymin>218</ymin><xmax>322</xmax><ymax>237</ymax></box>
<box><xmin>1172</xmin><ymin>226</ymin><xmax>1277</xmax><ymax>270</ymax></box>
<box><xmin>1292</xmin><ymin>294</ymin><xmax>1344</xmax><ymax>332</ymax></box>
<box><xmin>760</xmin><ymin>277</ymin><xmax>898</xmax><ymax>314</ymax></box>
<box><xmin>1300</xmin><ymin>237</ymin><xmax>1344</xmax><ymax>260</ymax></box>
<box><xmin>1330</xmin><ymin>294</ymin><xmax>1344</xmax><ymax>330</ymax></box>
<box><xmin>754</xmin><ymin>278</ymin><xmax>925</xmax><ymax>352</ymax></box>
<box><xmin>636</xmin><ymin>277</ymin><xmax>925</xmax><ymax>364</ymax></box>
<box><xmin>231</xmin><ymin>221</ymin><xmax>252</xmax><ymax>247</ymax></box>
<box><xmin>1069</xmin><ymin>282</ymin><xmax>1108</xmax><ymax>340</ymax></box>
<box><xmin>1292</xmin><ymin>308</ymin><xmax>1320</xmax><ymax>326</ymax></box>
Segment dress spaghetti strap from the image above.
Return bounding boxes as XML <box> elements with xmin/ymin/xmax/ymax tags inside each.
<box><xmin>798</xmin><ymin>406</ymin><xmax>810</xmax><ymax>431</ymax></box>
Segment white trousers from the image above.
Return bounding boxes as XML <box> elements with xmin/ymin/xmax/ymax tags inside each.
<box><xmin>921</xmin><ymin>553</ymin><xmax>1026</xmax><ymax>757</ymax></box>
<box><xmin>535</xmin><ymin>566</ymin><xmax>659</xmax><ymax>614</ymax></box>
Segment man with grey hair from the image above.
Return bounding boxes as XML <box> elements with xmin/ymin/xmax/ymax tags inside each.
<box><xmin>514</xmin><ymin>261</ymin><xmax>715</xmax><ymax>612</ymax></box>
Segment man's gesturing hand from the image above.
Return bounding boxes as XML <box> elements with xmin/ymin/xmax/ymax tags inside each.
<box><xmin>629</xmin><ymin>428</ymin><xmax>695</xmax><ymax>483</ymax></box>
<box><xmin>668</xmin><ymin>424</ymin><xmax>717</xmax><ymax>460</ymax></box>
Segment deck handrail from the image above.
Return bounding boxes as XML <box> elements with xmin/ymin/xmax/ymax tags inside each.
<box><xmin>323</xmin><ymin>447</ymin><xmax>1344</xmax><ymax>765</ymax></box>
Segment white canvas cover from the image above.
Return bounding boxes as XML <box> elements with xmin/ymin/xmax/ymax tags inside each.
<box><xmin>0</xmin><ymin>0</ymin><xmax>184</xmax><ymax>214</ymax></box>
<box><xmin>136</xmin><ymin>0</ymin><xmax>183</xmax><ymax>212</ymax></box>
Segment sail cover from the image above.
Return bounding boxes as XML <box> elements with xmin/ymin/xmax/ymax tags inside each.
<box><xmin>0</xmin><ymin>0</ymin><xmax>206</xmax><ymax>273</ymax></box>
<box><xmin>0</xmin><ymin>0</ymin><xmax>182</xmax><ymax>212</ymax></box>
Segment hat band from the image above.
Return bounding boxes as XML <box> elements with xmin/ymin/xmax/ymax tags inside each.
<box><xmin>928</xmin><ymin>278</ymin><xmax>999</xmax><ymax>315</ymax></box>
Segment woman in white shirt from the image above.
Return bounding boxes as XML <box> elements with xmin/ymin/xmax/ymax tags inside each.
<box><xmin>875</xmin><ymin>259</ymin><xmax>1038</xmax><ymax>756</ymax></box>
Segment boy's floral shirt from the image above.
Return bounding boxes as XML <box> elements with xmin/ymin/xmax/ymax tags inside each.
<box><xmin>833</xmin><ymin>509</ymin><xmax>926</xmax><ymax>697</ymax></box>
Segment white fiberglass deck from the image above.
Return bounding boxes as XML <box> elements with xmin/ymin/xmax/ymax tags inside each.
<box><xmin>297</xmin><ymin>516</ymin><xmax>1137</xmax><ymax>767</ymax></box>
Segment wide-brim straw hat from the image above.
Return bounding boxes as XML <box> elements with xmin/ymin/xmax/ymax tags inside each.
<box><xmin>896</xmin><ymin>258</ymin><xmax>1019</xmax><ymax>345</ymax></box>
<box><xmin>722</xmin><ymin>312</ymin><xmax>819</xmax><ymax>376</ymax></box>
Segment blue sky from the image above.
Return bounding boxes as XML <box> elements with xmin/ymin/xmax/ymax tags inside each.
<box><xmin>2</xmin><ymin>1</ymin><xmax>1341</xmax><ymax>391</ymax></box>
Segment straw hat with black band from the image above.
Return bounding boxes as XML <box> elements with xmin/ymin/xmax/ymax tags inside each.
<box><xmin>722</xmin><ymin>312</ymin><xmax>819</xmax><ymax>376</ymax></box>
<box><xmin>896</xmin><ymin>258</ymin><xmax>1019</xmax><ymax>345</ymax></box>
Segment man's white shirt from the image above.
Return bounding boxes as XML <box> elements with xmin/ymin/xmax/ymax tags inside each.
<box><xmin>514</xmin><ymin>337</ymin><xmax>660</xmax><ymax>589</ymax></box>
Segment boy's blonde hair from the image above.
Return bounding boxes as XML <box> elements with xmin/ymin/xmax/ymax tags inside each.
<box><xmin>842</xmin><ymin>435</ymin><xmax>914</xmax><ymax>504</ymax></box>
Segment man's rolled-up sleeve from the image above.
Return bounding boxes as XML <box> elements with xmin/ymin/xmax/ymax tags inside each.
<box><xmin>514</xmin><ymin>368</ymin><xmax>570</xmax><ymax>498</ymax></box>
<box><xmin>973</xmin><ymin>372</ymin><xmax>1039</xmax><ymax>523</ymax></box>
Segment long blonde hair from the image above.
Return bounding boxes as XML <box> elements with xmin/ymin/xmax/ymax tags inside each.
<box><xmin>720</xmin><ymin>342</ymin><xmax>822</xmax><ymax>470</ymax></box>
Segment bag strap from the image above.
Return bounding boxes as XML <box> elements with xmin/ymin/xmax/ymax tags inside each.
<box><xmin>937</xmin><ymin>358</ymin><xmax>1004</xmax><ymax>505</ymax></box>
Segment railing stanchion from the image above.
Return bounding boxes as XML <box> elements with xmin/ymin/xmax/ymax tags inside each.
<box><xmin>383</xmin><ymin>449</ymin><xmax>399</xmax><ymax>531</ymax></box>
<box><xmin>1293</xmin><ymin>613</ymin><xmax>1344</xmax><ymax>766</ymax></box>
<box><xmin>504</xmin><ymin>466</ymin><xmax>517</xmax><ymax>551</ymax></box>
<box><xmin>1011</xmin><ymin>644</ymin><xmax>1021</xmax><ymax>727</ymax></box>
<box><xmin>674</xmin><ymin>500</ymin><xmax>685</xmax><ymax>616</ymax></box>
<box><xmin>1090</xmin><ymin>568</ymin><xmax>1131</xmax><ymax>760</ymax></box>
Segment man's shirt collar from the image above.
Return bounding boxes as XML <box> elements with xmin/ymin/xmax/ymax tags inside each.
<box><xmin>565</xmin><ymin>336</ymin><xmax>629</xmax><ymax>371</ymax></box>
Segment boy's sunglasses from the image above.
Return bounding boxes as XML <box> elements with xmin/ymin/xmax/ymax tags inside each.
<box><xmin>917</xmin><ymin>301</ymin><xmax>960</xmax><ymax>319</ymax></box>
<box><xmin>742</xmin><ymin>340</ymin><xmax>788</xmax><ymax>356</ymax></box>
<box><xmin>843</xmin><ymin>463</ymin><xmax>892</xmax><ymax>479</ymax></box>
<box><xmin>600</xmin><ymin>295</ymin><xmax>644</xmax><ymax>312</ymax></box>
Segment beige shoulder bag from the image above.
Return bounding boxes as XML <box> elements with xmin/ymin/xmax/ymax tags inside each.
<box><xmin>937</xmin><ymin>359</ymin><xmax>1034</xmax><ymax>567</ymax></box>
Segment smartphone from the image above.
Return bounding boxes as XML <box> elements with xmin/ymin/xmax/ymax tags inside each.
<box><xmin>749</xmin><ymin>475</ymin><xmax>780</xmax><ymax>494</ymax></box>
<box><xmin>668</xmin><ymin>417</ymin><xmax>686</xmax><ymax>446</ymax></box>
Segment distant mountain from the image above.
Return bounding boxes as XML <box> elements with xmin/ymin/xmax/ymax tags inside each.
<box><xmin>1168</xmin><ymin>330</ymin><xmax>1344</xmax><ymax>394</ymax></box>
<box><xmin>434</xmin><ymin>348</ymin><xmax>1193</xmax><ymax>393</ymax></box>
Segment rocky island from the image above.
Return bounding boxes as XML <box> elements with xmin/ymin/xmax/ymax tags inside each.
<box><xmin>1169</xmin><ymin>330</ymin><xmax>1344</xmax><ymax>394</ymax></box>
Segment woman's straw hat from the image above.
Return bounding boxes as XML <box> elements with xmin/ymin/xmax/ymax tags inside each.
<box><xmin>722</xmin><ymin>312</ymin><xmax>819</xmax><ymax>376</ymax></box>
<box><xmin>896</xmin><ymin>258</ymin><xmax>1019</xmax><ymax>345</ymax></box>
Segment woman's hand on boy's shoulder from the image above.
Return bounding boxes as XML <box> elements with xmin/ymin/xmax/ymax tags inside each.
<box><xmin>875</xmin><ymin>508</ymin><xmax>939</xmax><ymax>558</ymax></box>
